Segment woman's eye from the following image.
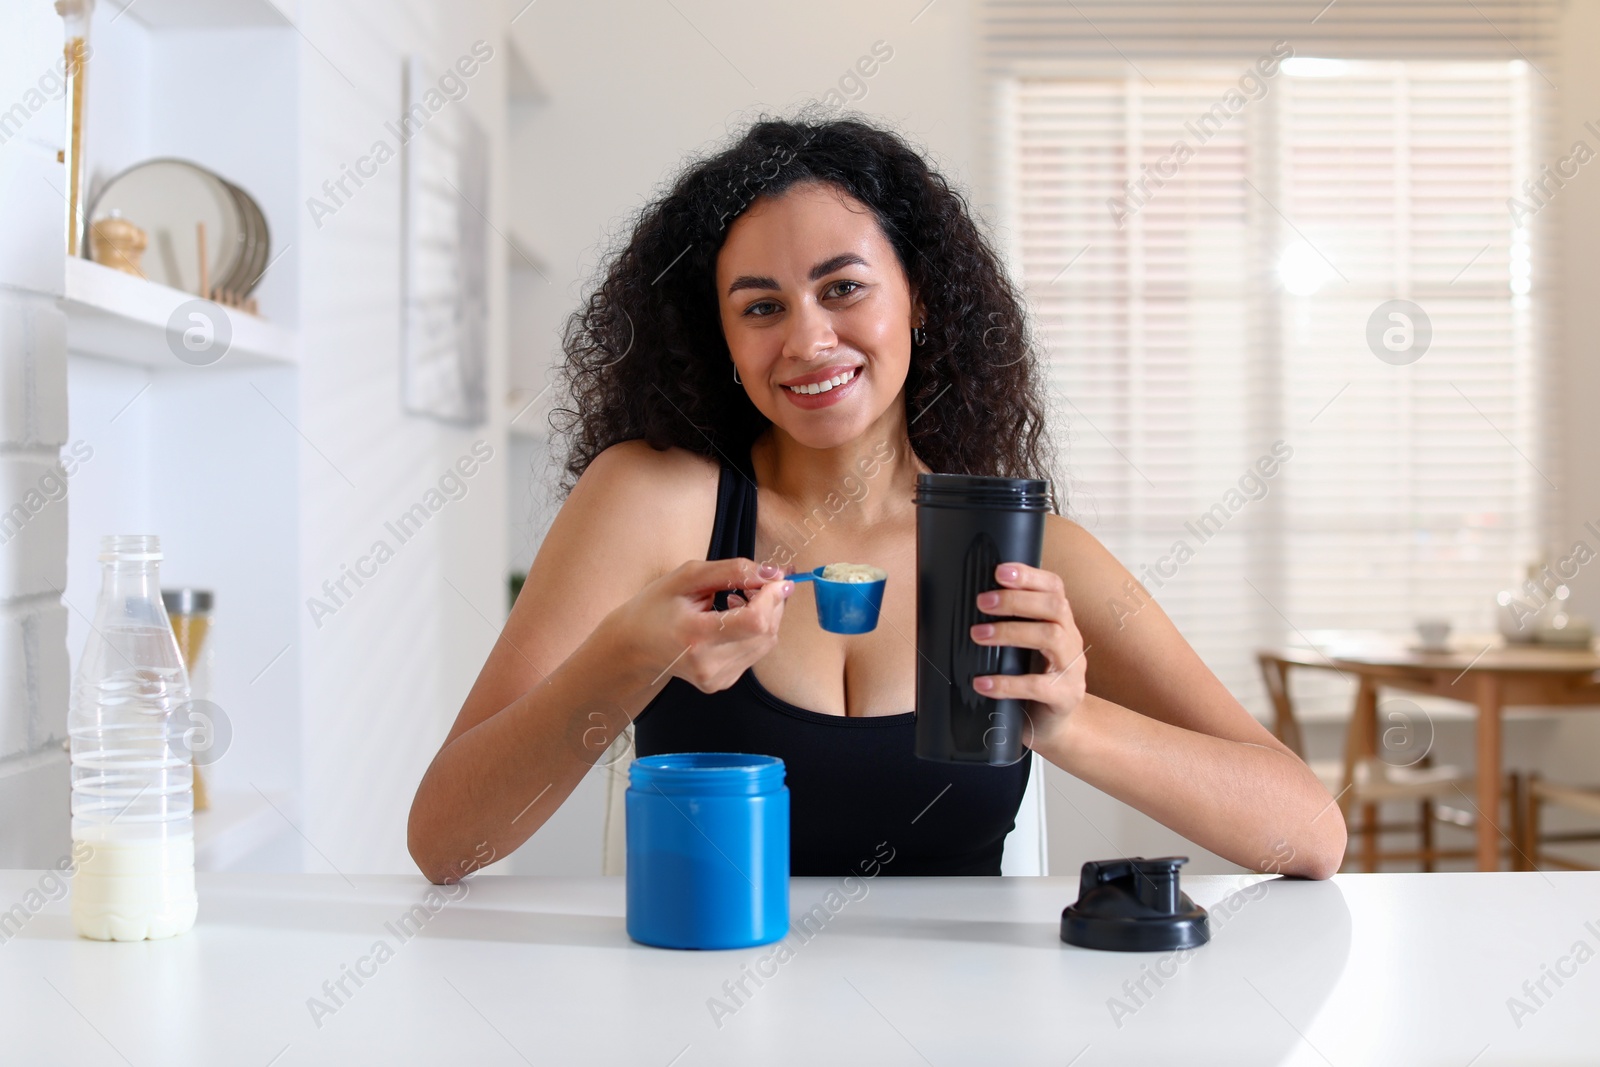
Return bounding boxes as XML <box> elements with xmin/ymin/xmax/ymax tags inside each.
<box><xmin>743</xmin><ymin>300</ymin><xmax>780</xmax><ymax>317</ymax></box>
<box><xmin>826</xmin><ymin>280</ymin><xmax>863</xmax><ymax>299</ymax></box>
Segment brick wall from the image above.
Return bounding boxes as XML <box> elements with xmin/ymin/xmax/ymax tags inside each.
<box><xmin>0</xmin><ymin>7</ymin><xmax>73</xmax><ymax>866</ymax></box>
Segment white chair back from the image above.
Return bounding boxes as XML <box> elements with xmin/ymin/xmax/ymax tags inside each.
<box><xmin>1000</xmin><ymin>750</ymin><xmax>1049</xmax><ymax>875</ymax></box>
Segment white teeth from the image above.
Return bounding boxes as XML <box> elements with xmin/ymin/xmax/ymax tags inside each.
<box><xmin>788</xmin><ymin>367</ymin><xmax>857</xmax><ymax>395</ymax></box>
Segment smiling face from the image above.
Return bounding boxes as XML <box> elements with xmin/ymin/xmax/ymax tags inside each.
<box><xmin>715</xmin><ymin>181</ymin><xmax>920</xmax><ymax>449</ymax></box>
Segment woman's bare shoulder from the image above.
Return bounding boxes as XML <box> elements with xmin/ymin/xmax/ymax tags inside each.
<box><xmin>604</xmin><ymin>438</ymin><xmax>719</xmax><ymax>469</ymax></box>
<box><xmin>563</xmin><ymin>440</ymin><xmax>722</xmax><ymax>565</ymax></box>
<box><xmin>575</xmin><ymin>439</ymin><xmax>722</xmax><ymax>502</ymax></box>
<box><xmin>1042</xmin><ymin>513</ymin><xmax>1111</xmax><ymax>570</ymax></box>
<box><xmin>439</xmin><ymin>442</ymin><xmax>722</xmax><ymax>753</ymax></box>
<box><xmin>486</xmin><ymin>441</ymin><xmax>720</xmax><ymax>686</ymax></box>
<box><xmin>1041</xmin><ymin>513</ymin><xmax>1138</xmax><ymax>618</ymax></box>
<box><xmin>1041</xmin><ymin>505</ymin><xmax>1279</xmax><ymax>746</ymax></box>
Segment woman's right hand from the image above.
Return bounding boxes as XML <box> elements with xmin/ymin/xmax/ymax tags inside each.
<box><xmin>605</xmin><ymin>557</ymin><xmax>795</xmax><ymax>693</ymax></box>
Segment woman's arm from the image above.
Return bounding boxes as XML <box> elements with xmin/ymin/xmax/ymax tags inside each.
<box><xmin>406</xmin><ymin>443</ymin><xmax>793</xmax><ymax>884</ymax></box>
<box><xmin>1033</xmin><ymin>693</ymin><xmax>1342</xmax><ymax>878</ymax></box>
<box><xmin>408</xmin><ymin>611</ymin><xmax>662</xmax><ymax>885</ymax></box>
<box><xmin>974</xmin><ymin>515</ymin><xmax>1346</xmax><ymax>879</ymax></box>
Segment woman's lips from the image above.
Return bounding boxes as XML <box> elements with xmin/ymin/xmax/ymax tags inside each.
<box><xmin>779</xmin><ymin>365</ymin><xmax>863</xmax><ymax>409</ymax></box>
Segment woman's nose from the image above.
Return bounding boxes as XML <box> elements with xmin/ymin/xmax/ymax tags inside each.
<box><xmin>781</xmin><ymin>299</ymin><xmax>837</xmax><ymax>362</ymax></box>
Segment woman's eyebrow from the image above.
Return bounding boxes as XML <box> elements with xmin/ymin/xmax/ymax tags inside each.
<box><xmin>809</xmin><ymin>252</ymin><xmax>867</xmax><ymax>279</ymax></box>
<box><xmin>725</xmin><ymin>253</ymin><xmax>870</xmax><ymax>296</ymax></box>
<box><xmin>727</xmin><ymin>274</ymin><xmax>779</xmax><ymax>295</ymax></box>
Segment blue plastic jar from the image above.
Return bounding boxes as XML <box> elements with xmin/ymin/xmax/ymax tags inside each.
<box><xmin>625</xmin><ymin>752</ymin><xmax>789</xmax><ymax>950</ymax></box>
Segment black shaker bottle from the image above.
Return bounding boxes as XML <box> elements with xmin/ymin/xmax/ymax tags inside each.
<box><xmin>913</xmin><ymin>473</ymin><xmax>1050</xmax><ymax>765</ymax></box>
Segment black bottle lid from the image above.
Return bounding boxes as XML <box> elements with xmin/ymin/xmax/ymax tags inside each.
<box><xmin>1060</xmin><ymin>856</ymin><xmax>1210</xmax><ymax>952</ymax></box>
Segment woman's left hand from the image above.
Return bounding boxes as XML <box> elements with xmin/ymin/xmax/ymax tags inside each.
<box><xmin>969</xmin><ymin>562</ymin><xmax>1089</xmax><ymax>751</ymax></box>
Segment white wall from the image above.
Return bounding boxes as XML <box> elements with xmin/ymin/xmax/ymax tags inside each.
<box><xmin>289</xmin><ymin>0</ymin><xmax>510</xmax><ymax>875</ymax></box>
<box><xmin>504</xmin><ymin>0</ymin><xmax>978</xmax><ymax>401</ymax></box>
<box><xmin>0</xmin><ymin>0</ymin><xmax>75</xmax><ymax>866</ymax></box>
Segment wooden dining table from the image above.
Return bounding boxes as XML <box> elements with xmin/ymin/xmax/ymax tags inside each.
<box><xmin>1263</xmin><ymin>633</ymin><xmax>1600</xmax><ymax>871</ymax></box>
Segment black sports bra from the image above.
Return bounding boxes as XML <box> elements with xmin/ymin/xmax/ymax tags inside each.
<box><xmin>631</xmin><ymin>447</ymin><xmax>1031</xmax><ymax>876</ymax></box>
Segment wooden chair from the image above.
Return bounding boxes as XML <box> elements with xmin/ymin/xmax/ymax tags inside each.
<box><xmin>1520</xmin><ymin>775</ymin><xmax>1600</xmax><ymax>870</ymax></box>
<box><xmin>1257</xmin><ymin>649</ymin><xmax>1522</xmax><ymax>872</ymax></box>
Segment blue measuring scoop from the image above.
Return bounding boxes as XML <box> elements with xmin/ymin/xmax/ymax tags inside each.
<box><xmin>788</xmin><ymin>566</ymin><xmax>886</xmax><ymax>634</ymax></box>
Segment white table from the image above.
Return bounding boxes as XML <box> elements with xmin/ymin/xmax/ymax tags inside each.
<box><xmin>1</xmin><ymin>870</ymin><xmax>1595</xmax><ymax>1065</ymax></box>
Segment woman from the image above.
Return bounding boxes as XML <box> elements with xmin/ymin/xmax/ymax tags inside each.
<box><xmin>407</xmin><ymin>116</ymin><xmax>1345</xmax><ymax>883</ymax></box>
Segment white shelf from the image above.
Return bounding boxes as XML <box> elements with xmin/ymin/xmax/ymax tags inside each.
<box><xmin>60</xmin><ymin>0</ymin><xmax>305</xmax><ymax>877</ymax></box>
<box><xmin>62</xmin><ymin>257</ymin><xmax>299</xmax><ymax>369</ymax></box>
<box><xmin>193</xmin><ymin>788</ymin><xmax>294</xmax><ymax>871</ymax></box>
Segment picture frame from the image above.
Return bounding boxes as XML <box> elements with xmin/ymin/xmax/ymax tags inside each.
<box><xmin>399</xmin><ymin>53</ymin><xmax>489</xmax><ymax>425</ymax></box>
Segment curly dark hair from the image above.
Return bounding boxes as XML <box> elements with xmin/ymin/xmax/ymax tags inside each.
<box><xmin>550</xmin><ymin>113</ymin><xmax>1058</xmax><ymax>511</ymax></box>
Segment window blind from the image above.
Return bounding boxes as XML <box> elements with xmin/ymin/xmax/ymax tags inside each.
<box><xmin>991</xmin><ymin>3</ymin><xmax>1560</xmax><ymax>718</ymax></box>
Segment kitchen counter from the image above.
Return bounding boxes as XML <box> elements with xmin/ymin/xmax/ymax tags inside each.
<box><xmin>1</xmin><ymin>869</ymin><xmax>1595</xmax><ymax>1065</ymax></box>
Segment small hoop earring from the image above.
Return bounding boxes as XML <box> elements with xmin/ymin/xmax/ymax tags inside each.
<box><xmin>732</xmin><ymin>364</ymin><xmax>742</xmax><ymax>384</ymax></box>
<box><xmin>911</xmin><ymin>325</ymin><xmax>926</xmax><ymax>347</ymax></box>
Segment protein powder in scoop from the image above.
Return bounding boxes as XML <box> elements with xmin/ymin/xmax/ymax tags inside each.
<box><xmin>790</xmin><ymin>563</ymin><xmax>888</xmax><ymax>634</ymax></box>
<box><xmin>820</xmin><ymin>562</ymin><xmax>888</xmax><ymax>583</ymax></box>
